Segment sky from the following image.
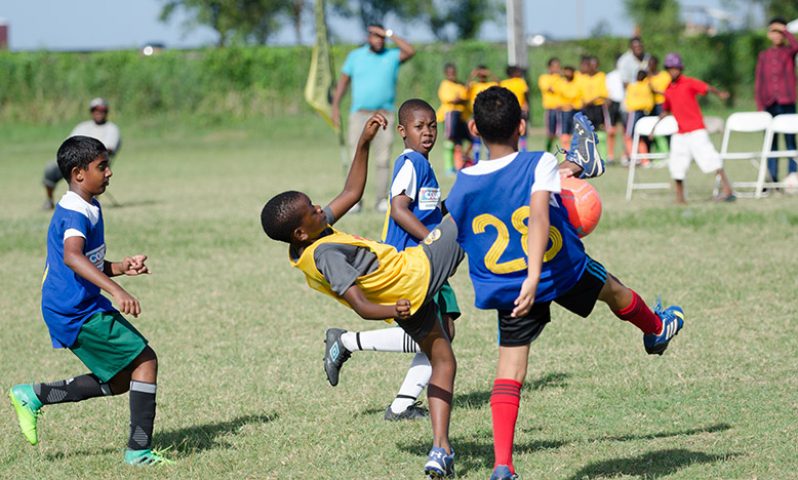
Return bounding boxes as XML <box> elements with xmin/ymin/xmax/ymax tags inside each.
<box><xmin>0</xmin><ymin>0</ymin><xmax>758</xmax><ymax>51</ymax></box>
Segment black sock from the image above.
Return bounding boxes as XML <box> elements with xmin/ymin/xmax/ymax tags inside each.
<box><xmin>128</xmin><ymin>381</ymin><xmax>157</xmax><ymax>451</ymax></box>
<box><xmin>33</xmin><ymin>374</ymin><xmax>112</xmax><ymax>405</ymax></box>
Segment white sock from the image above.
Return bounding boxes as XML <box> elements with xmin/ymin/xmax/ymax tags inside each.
<box><xmin>390</xmin><ymin>352</ymin><xmax>432</xmax><ymax>413</ymax></box>
<box><xmin>340</xmin><ymin>327</ymin><xmax>419</xmax><ymax>353</ymax></box>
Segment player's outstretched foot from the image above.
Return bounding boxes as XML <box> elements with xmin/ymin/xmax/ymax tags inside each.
<box><xmin>384</xmin><ymin>401</ymin><xmax>428</xmax><ymax>421</ymax></box>
<box><xmin>9</xmin><ymin>384</ymin><xmax>43</xmax><ymax>446</ymax></box>
<box><xmin>424</xmin><ymin>447</ymin><xmax>455</xmax><ymax>478</ymax></box>
<box><xmin>324</xmin><ymin>328</ymin><xmax>351</xmax><ymax>387</ymax></box>
<box><xmin>490</xmin><ymin>465</ymin><xmax>519</xmax><ymax>480</ymax></box>
<box><xmin>567</xmin><ymin>112</ymin><xmax>605</xmax><ymax>179</ymax></box>
<box><xmin>124</xmin><ymin>448</ymin><xmax>174</xmax><ymax>466</ymax></box>
<box><xmin>644</xmin><ymin>300</ymin><xmax>685</xmax><ymax>355</ymax></box>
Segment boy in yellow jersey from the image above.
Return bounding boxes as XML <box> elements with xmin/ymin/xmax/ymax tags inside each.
<box><xmin>468</xmin><ymin>65</ymin><xmax>499</xmax><ymax>161</ymax></box>
<box><xmin>647</xmin><ymin>55</ymin><xmax>671</xmax><ymax>152</ymax></box>
<box><xmin>500</xmin><ymin>65</ymin><xmax>530</xmax><ymax>151</ymax></box>
<box><xmin>261</xmin><ymin>113</ymin><xmax>463</xmax><ymax>478</ymax></box>
<box><xmin>581</xmin><ymin>56</ymin><xmax>610</xmax><ymax>159</ymax></box>
<box><xmin>555</xmin><ymin>66</ymin><xmax>584</xmax><ymax>149</ymax></box>
<box><xmin>624</xmin><ymin>70</ymin><xmax>655</xmax><ymax>158</ymax></box>
<box><xmin>437</xmin><ymin>63</ymin><xmax>470</xmax><ymax>173</ymax></box>
<box><xmin>538</xmin><ymin>57</ymin><xmax>563</xmax><ymax>152</ymax></box>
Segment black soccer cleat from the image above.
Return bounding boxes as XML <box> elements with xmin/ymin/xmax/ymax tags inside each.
<box><xmin>323</xmin><ymin>328</ymin><xmax>351</xmax><ymax>386</ymax></box>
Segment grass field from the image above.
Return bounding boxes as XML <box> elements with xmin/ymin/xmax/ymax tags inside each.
<box><xmin>1</xmin><ymin>114</ymin><xmax>797</xmax><ymax>479</ymax></box>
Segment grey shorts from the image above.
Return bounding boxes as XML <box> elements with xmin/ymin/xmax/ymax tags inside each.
<box><xmin>43</xmin><ymin>161</ymin><xmax>63</xmax><ymax>188</ymax></box>
<box><xmin>394</xmin><ymin>217</ymin><xmax>464</xmax><ymax>342</ymax></box>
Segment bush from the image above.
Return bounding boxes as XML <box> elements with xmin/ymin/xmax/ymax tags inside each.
<box><xmin>0</xmin><ymin>32</ymin><xmax>767</xmax><ymax>123</ymax></box>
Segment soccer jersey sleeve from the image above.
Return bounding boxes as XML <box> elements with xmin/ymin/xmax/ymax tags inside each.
<box><xmin>390</xmin><ymin>159</ymin><xmax>418</xmax><ymax>200</ymax></box>
<box><xmin>531</xmin><ymin>153</ymin><xmax>561</xmax><ymax>194</ymax></box>
<box><xmin>314</xmin><ymin>243</ymin><xmax>379</xmax><ymax>296</ymax></box>
<box><xmin>62</xmin><ymin>211</ymin><xmax>91</xmax><ymax>241</ymax></box>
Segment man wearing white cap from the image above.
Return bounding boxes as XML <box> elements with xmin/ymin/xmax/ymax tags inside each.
<box><xmin>42</xmin><ymin>98</ymin><xmax>121</xmax><ymax>209</ymax></box>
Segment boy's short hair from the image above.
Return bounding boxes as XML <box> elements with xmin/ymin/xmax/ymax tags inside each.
<box><xmin>444</xmin><ymin>62</ymin><xmax>456</xmax><ymax>71</ymax></box>
<box><xmin>398</xmin><ymin>98</ymin><xmax>436</xmax><ymax>126</ymax></box>
<box><xmin>769</xmin><ymin>17</ymin><xmax>787</xmax><ymax>27</ymax></box>
<box><xmin>636</xmin><ymin>70</ymin><xmax>648</xmax><ymax>81</ymax></box>
<box><xmin>261</xmin><ymin>191</ymin><xmax>306</xmax><ymax>243</ymax></box>
<box><xmin>56</xmin><ymin>135</ymin><xmax>107</xmax><ymax>182</ymax></box>
<box><xmin>505</xmin><ymin>65</ymin><xmax>524</xmax><ymax>77</ymax></box>
<box><xmin>547</xmin><ymin>57</ymin><xmax>560</xmax><ymax>66</ymax></box>
<box><xmin>563</xmin><ymin>66</ymin><xmax>575</xmax><ymax>73</ymax></box>
<box><xmin>473</xmin><ymin>86</ymin><xmax>521</xmax><ymax>144</ymax></box>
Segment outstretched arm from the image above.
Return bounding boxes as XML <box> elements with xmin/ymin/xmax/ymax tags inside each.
<box><xmin>64</xmin><ymin>237</ymin><xmax>142</xmax><ymax>317</ymax></box>
<box><xmin>326</xmin><ymin>113</ymin><xmax>388</xmax><ymax>220</ymax></box>
<box><xmin>342</xmin><ymin>284</ymin><xmax>411</xmax><ymax>320</ymax></box>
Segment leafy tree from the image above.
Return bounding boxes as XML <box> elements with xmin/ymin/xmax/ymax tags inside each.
<box><xmin>623</xmin><ymin>0</ymin><xmax>682</xmax><ymax>37</ymax></box>
<box><xmin>160</xmin><ymin>0</ymin><xmax>292</xmax><ymax>46</ymax></box>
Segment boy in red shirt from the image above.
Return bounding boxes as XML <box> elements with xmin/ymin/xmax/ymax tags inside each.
<box><xmin>656</xmin><ymin>53</ymin><xmax>735</xmax><ymax>204</ymax></box>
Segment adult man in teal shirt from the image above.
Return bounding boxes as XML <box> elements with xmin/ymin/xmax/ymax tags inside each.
<box><xmin>332</xmin><ymin>24</ymin><xmax>415</xmax><ymax>213</ymax></box>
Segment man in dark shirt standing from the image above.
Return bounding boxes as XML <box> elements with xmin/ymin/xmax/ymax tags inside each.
<box><xmin>755</xmin><ymin>17</ymin><xmax>798</xmax><ymax>183</ymax></box>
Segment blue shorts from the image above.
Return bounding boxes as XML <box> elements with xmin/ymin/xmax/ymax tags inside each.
<box><xmin>625</xmin><ymin>110</ymin><xmax>647</xmax><ymax>138</ymax></box>
<box><xmin>544</xmin><ymin>109</ymin><xmax>561</xmax><ymax>136</ymax></box>
<box><xmin>561</xmin><ymin>110</ymin><xmax>576</xmax><ymax>135</ymax></box>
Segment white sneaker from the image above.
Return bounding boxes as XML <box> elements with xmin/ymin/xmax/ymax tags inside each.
<box><xmin>376</xmin><ymin>199</ymin><xmax>389</xmax><ymax>213</ymax></box>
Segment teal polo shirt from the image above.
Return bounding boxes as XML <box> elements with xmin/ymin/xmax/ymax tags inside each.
<box><xmin>342</xmin><ymin>45</ymin><xmax>401</xmax><ymax>112</ymax></box>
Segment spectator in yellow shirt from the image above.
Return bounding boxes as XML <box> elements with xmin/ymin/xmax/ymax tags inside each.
<box><xmin>437</xmin><ymin>63</ymin><xmax>470</xmax><ymax>173</ymax></box>
<box><xmin>467</xmin><ymin>65</ymin><xmax>499</xmax><ymax>161</ymax></box>
<box><xmin>538</xmin><ymin>57</ymin><xmax>562</xmax><ymax>152</ymax></box>
<box><xmin>581</xmin><ymin>56</ymin><xmax>610</xmax><ymax>159</ymax></box>
<box><xmin>500</xmin><ymin>65</ymin><xmax>530</xmax><ymax>151</ymax></box>
<box><xmin>647</xmin><ymin>55</ymin><xmax>672</xmax><ymax>153</ymax></box>
<box><xmin>555</xmin><ymin>66</ymin><xmax>584</xmax><ymax>149</ymax></box>
<box><xmin>624</xmin><ymin>70</ymin><xmax>655</xmax><ymax>156</ymax></box>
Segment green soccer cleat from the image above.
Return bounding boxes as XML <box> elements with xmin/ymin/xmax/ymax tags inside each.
<box><xmin>9</xmin><ymin>384</ymin><xmax>43</xmax><ymax>446</ymax></box>
<box><xmin>124</xmin><ymin>448</ymin><xmax>174</xmax><ymax>466</ymax></box>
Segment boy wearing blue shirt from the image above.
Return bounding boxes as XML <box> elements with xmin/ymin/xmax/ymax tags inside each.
<box><xmin>323</xmin><ymin>99</ymin><xmax>462</xmax><ymax>422</ymax></box>
<box><xmin>9</xmin><ymin>136</ymin><xmax>170</xmax><ymax>466</ymax></box>
<box><xmin>445</xmin><ymin>87</ymin><xmax>685</xmax><ymax>480</ymax></box>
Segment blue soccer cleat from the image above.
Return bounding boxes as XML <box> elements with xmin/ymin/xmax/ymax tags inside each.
<box><xmin>491</xmin><ymin>464</ymin><xmax>519</xmax><ymax>480</ymax></box>
<box><xmin>567</xmin><ymin>112</ymin><xmax>605</xmax><ymax>179</ymax></box>
<box><xmin>644</xmin><ymin>299</ymin><xmax>685</xmax><ymax>355</ymax></box>
<box><xmin>323</xmin><ymin>328</ymin><xmax>351</xmax><ymax>387</ymax></box>
<box><xmin>424</xmin><ymin>446</ymin><xmax>455</xmax><ymax>478</ymax></box>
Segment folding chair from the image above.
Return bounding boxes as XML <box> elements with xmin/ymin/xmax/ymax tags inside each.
<box><xmin>755</xmin><ymin>113</ymin><xmax>798</xmax><ymax>198</ymax></box>
<box><xmin>715</xmin><ymin>111</ymin><xmax>772</xmax><ymax>198</ymax></box>
<box><xmin>625</xmin><ymin>115</ymin><xmax>679</xmax><ymax>201</ymax></box>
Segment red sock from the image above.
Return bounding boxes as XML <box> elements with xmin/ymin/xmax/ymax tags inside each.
<box><xmin>614</xmin><ymin>290</ymin><xmax>662</xmax><ymax>334</ymax></box>
<box><xmin>491</xmin><ymin>378</ymin><xmax>522</xmax><ymax>472</ymax></box>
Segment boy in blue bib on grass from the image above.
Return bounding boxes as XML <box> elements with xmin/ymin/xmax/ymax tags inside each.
<box><xmin>9</xmin><ymin>136</ymin><xmax>171</xmax><ymax>466</ymax></box>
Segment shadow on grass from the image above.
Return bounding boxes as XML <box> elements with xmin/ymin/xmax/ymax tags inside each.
<box><xmin>45</xmin><ymin>447</ymin><xmax>119</xmax><ymax>461</ymax></box>
<box><xmin>565</xmin><ymin>448</ymin><xmax>741</xmax><ymax>480</ymax></box>
<box><xmin>103</xmin><ymin>198</ymin><xmax>159</xmax><ymax>209</ymax></box>
<box><xmin>156</xmin><ymin>413</ymin><xmax>278</xmax><ymax>456</ymax></box>
<box><xmin>396</xmin><ymin>423</ymin><xmax>732</xmax><ymax>477</ymax></box>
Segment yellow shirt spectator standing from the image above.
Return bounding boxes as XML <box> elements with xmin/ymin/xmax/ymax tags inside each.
<box><xmin>538</xmin><ymin>57</ymin><xmax>562</xmax><ymax>151</ymax></box>
<box><xmin>624</xmin><ymin>70</ymin><xmax>654</xmax><ymax>157</ymax></box>
<box><xmin>580</xmin><ymin>56</ymin><xmax>610</xmax><ymax>158</ymax></box>
<box><xmin>647</xmin><ymin>55</ymin><xmax>671</xmax><ymax>115</ymax></box>
<box><xmin>554</xmin><ymin>66</ymin><xmax>583</xmax><ymax>148</ymax></box>
<box><xmin>500</xmin><ymin>65</ymin><xmax>530</xmax><ymax>150</ymax></box>
<box><xmin>437</xmin><ymin>63</ymin><xmax>470</xmax><ymax>172</ymax></box>
<box><xmin>467</xmin><ymin>65</ymin><xmax>499</xmax><ymax>161</ymax></box>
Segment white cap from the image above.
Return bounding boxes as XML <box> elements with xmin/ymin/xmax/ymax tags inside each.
<box><xmin>89</xmin><ymin>97</ymin><xmax>109</xmax><ymax>110</ymax></box>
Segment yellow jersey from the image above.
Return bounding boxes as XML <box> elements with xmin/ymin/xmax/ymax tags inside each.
<box><xmin>468</xmin><ymin>81</ymin><xmax>499</xmax><ymax>111</ymax></box>
<box><xmin>581</xmin><ymin>72</ymin><xmax>608</xmax><ymax>106</ymax></box>
<box><xmin>499</xmin><ymin>77</ymin><xmax>529</xmax><ymax>109</ymax></box>
<box><xmin>290</xmin><ymin>229</ymin><xmax>430</xmax><ymax>318</ymax></box>
<box><xmin>556</xmin><ymin>79</ymin><xmax>583</xmax><ymax>111</ymax></box>
<box><xmin>537</xmin><ymin>73</ymin><xmax>562</xmax><ymax>110</ymax></box>
<box><xmin>624</xmin><ymin>80</ymin><xmax>654</xmax><ymax>112</ymax></box>
<box><xmin>437</xmin><ymin>79</ymin><xmax>468</xmax><ymax>122</ymax></box>
<box><xmin>649</xmin><ymin>71</ymin><xmax>671</xmax><ymax>105</ymax></box>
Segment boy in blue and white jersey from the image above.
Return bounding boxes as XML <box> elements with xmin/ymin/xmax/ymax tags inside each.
<box><xmin>444</xmin><ymin>87</ymin><xmax>685</xmax><ymax>480</ymax></box>
<box><xmin>9</xmin><ymin>136</ymin><xmax>170</xmax><ymax>466</ymax></box>
<box><xmin>324</xmin><ymin>99</ymin><xmax>462</xmax><ymax>425</ymax></box>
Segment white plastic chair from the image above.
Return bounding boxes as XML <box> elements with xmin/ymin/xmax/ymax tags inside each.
<box><xmin>755</xmin><ymin>113</ymin><xmax>798</xmax><ymax>198</ymax></box>
<box><xmin>715</xmin><ymin>111</ymin><xmax>772</xmax><ymax>197</ymax></box>
<box><xmin>625</xmin><ymin>115</ymin><xmax>679</xmax><ymax>201</ymax></box>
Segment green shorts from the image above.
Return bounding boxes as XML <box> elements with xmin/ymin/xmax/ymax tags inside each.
<box><xmin>435</xmin><ymin>282</ymin><xmax>461</xmax><ymax>320</ymax></box>
<box><xmin>69</xmin><ymin>311</ymin><xmax>148</xmax><ymax>383</ymax></box>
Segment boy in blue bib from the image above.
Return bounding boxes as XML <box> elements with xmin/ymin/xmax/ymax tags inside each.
<box><xmin>445</xmin><ymin>87</ymin><xmax>685</xmax><ymax>480</ymax></box>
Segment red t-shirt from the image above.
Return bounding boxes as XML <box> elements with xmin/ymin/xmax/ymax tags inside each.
<box><xmin>663</xmin><ymin>75</ymin><xmax>708</xmax><ymax>133</ymax></box>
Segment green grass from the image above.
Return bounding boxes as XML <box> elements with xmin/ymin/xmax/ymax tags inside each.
<box><xmin>1</xmin><ymin>114</ymin><xmax>797</xmax><ymax>479</ymax></box>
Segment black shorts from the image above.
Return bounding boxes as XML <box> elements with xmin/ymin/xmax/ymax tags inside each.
<box><xmin>582</xmin><ymin>105</ymin><xmax>607</xmax><ymax>129</ymax></box>
<box><xmin>444</xmin><ymin>111</ymin><xmax>469</xmax><ymax>144</ymax></box>
<box><xmin>607</xmin><ymin>101</ymin><xmax>622</xmax><ymax>126</ymax></box>
<box><xmin>497</xmin><ymin>257</ymin><xmax>608</xmax><ymax>347</ymax></box>
<box><xmin>395</xmin><ymin>299</ymin><xmax>441</xmax><ymax>344</ymax></box>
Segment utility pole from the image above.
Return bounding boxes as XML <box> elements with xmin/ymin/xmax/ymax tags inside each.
<box><xmin>506</xmin><ymin>0</ymin><xmax>527</xmax><ymax>68</ymax></box>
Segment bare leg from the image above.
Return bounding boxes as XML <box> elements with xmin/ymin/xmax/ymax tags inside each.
<box><xmin>715</xmin><ymin>168</ymin><xmax>734</xmax><ymax>198</ymax></box>
<box><xmin>418</xmin><ymin>321</ymin><xmax>455</xmax><ymax>454</ymax></box>
<box><xmin>674</xmin><ymin>179</ymin><xmax>687</xmax><ymax>204</ymax></box>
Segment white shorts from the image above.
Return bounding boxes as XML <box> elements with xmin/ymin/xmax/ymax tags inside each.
<box><xmin>669</xmin><ymin>129</ymin><xmax>723</xmax><ymax>180</ymax></box>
